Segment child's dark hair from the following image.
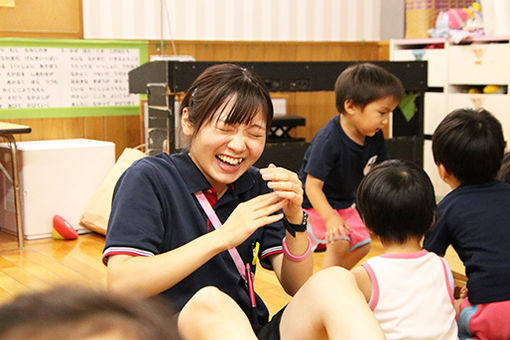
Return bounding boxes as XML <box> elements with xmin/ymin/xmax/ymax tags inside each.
<box><xmin>0</xmin><ymin>285</ymin><xmax>180</xmax><ymax>340</ymax></box>
<box><xmin>334</xmin><ymin>63</ymin><xmax>405</xmax><ymax>114</ymax></box>
<box><xmin>356</xmin><ymin>159</ymin><xmax>436</xmax><ymax>243</ymax></box>
<box><xmin>497</xmin><ymin>152</ymin><xmax>510</xmax><ymax>184</ymax></box>
<box><xmin>179</xmin><ymin>63</ymin><xmax>273</xmax><ymax>137</ymax></box>
<box><xmin>432</xmin><ymin>108</ymin><xmax>506</xmax><ymax>185</ymax></box>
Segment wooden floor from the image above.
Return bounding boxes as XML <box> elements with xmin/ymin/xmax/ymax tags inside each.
<box><xmin>0</xmin><ymin>230</ymin><xmax>464</xmax><ymax>316</ymax></box>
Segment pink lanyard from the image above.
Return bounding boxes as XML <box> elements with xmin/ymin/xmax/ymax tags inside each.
<box><xmin>194</xmin><ymin>191</ymin><xmax>248</xmax><ymax>282</ymax></box>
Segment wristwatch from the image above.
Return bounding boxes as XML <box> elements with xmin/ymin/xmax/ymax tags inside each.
<box><xmin>283</xmin><ymin>211</ymin><xmax>309</xmax><ymax>237</ymax></box>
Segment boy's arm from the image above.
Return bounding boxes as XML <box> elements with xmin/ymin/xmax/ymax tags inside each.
<box><xmin>352</xmin><ymin>266</ymin><xmax>372</xmax><ymax>303</ymax></box>
<box><xmin>422</xmin><ymin>213</ymin><xmax>451</xmax><ymax>256</ymax></box>
<box><xmin>305</xmin><ymin>174</ymin><xmax>351</xmax><ymax>241</ymax></box>
<box><xmin>305</xmin><ymin>174</ymin><xmax>335</xmax><ymax>220</ymax></box>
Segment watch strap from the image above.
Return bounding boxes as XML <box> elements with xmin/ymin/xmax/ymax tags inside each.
<box><xmin>283</xmin><ymin>211</ymin><xmax>309</xmax><ymax>237</ymax></box>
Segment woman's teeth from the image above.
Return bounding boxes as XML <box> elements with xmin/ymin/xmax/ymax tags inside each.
<box><xmin>217</xmin><ymin>155</ymin><xmax>243</xmax><ymax>165</ymax></box>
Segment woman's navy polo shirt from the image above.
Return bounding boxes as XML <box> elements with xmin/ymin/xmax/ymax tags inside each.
<box><xmin>103</xmin><ymin>152</ymin><xmax>285</xmax><ymax>325</ymax></box>
<box><xmin>298</xmin><ymin>115</ymin><xmax>387</xmax><ymax>209</ymax></box>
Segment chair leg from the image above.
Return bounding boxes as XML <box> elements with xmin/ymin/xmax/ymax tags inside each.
<box><xmin>2</xmin><ymin>135</ymin><xmax>24</xmax><ymax>248</ymax></box>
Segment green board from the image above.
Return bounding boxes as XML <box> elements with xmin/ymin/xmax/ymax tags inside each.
<box><xmin>0</xmin><ymin>38</ymin><xmax>148</xmax><ymax>119</ymax></box>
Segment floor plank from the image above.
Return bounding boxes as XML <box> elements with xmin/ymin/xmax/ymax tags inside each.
<box><xmin>0</xmin><ymin>231</ymin><xmax>465</xmax><ymax>316</ymax></box>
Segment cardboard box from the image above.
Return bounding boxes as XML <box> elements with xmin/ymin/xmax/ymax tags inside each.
<box><xmin>0</xmin><ymin>139</ymin><xmax>115</xmax><ymax>239</ymax></box>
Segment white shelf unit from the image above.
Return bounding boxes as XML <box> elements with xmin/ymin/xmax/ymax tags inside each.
<box><xmin>390</xmin><ymin>36</ymin><xmax>510</xmax><ymax>198</ymax></box>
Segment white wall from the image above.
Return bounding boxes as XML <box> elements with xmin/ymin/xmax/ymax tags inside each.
<box><xmin>83</xmin><ymin>0</ymin><xmax>402</xmax><ymax>42</ymax></box>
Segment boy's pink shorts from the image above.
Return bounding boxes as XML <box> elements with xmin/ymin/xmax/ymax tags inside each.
<box><xmin>458</xmin><ymin>298</ymin><xmax>510</xmax><ymax>340</ymax></box>
<box><xmin>304</xmin><ymin>206</ymin><xmax>371</xmax><ymax>251</ymax></box>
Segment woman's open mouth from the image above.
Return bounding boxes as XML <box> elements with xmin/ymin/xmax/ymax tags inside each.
<box><xmin>216</xmin><ymin>154</ymin><xmax>244</xmax><ymax>167</ymax></box>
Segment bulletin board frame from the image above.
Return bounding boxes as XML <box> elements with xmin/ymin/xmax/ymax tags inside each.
<box><xmin>0</xmin><ymin>38</ymin><xmax>148</xmax><ymax>119</ymax></box>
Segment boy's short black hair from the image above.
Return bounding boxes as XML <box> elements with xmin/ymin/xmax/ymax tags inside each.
<box><xmin>356</xmin><ymin>159</ymin><xmax>436</xmax><ymax>243</ymax></box>
<box><xmin>334</xmin><ymin>62</ymin><xmax>405</xmax><ymax>114</ymax></box>
<box><xmin>432</xmin><ymin>108</ymin><xmax>506</xmax><ymax>185</ymax></box>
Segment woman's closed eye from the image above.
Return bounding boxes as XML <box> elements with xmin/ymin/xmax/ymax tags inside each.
<box><xmin>215</xmin><ymin>121</ymin><xmax>236</xmax><ymax>133</ymax></box>
<box><xmin>247</xmin><ymin>128</ymin><xmax>265</xmax><ymax>138</ymax></box>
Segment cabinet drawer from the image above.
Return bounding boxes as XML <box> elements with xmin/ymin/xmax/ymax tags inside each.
<box><xmin>424</xmin><ymin>92</ymin><xmax>447</xmax><ymax>135</ymax></box>
<box><xmin>447</xmin><ymin>93</ymin><xmax>510</xmax><ymax>140</ymax></box>
<box><xmin>448</xmin><ymin>44</ymin><xmax>510</xmax><ymax>84</ymax></box>
<box><xmin>447</xmin><ymin>93</ymin><xmax>508</xmax><ymax>112</ymax></box>
<box><xmin>392</xmin><ymin>49</ymin><xmax>447</xmax><ymax>87</ymax></box>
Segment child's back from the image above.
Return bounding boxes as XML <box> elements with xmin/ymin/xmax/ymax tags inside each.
<box><xmin>363</xmin><ymin>251</ymin><xmax>457</xmax><ymax>340</ymax></box>
<box><xmin>424</xmin><ymin>180</ymin><xmax>510</xmax><ymax>304</ymax></box>
<box><xmin>423</xmin><ymin>108</ymin><xmax>510</xmax><ymax>340</ymax></box>
<box><xmin>353</xmin><ymin>160</ymin><xmax>457</xmax><ymax>340</ymax></box>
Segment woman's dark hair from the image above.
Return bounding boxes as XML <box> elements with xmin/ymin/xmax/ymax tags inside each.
<box><xmin>179</xmin><ymin>63</ymin><xmax>273</xmax><ymax>137</ymax></box>
<box><xmin>335</xmin><ymin>62</ymin><xmax>405</xmax><ymax>114</ymax></box>
<box><xmin>432</xmin><ymin>108</ymin><xmax>505</xmax><ymax>185</ymax></box>
<box><xmin>356</xmin><ymin>160</ymin><xmax>436</xmax><ymax>243</ymax></box>
<box><xmin>0</xmin><ymin>285</ymin><xmax>180</xmax><ymax>340</ymax></box>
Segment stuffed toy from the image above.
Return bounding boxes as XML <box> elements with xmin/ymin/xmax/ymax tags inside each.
<box><xmin>429</xmin><ymin>2</ymin><xmax>484</xmax><ymax>42</ymax></box>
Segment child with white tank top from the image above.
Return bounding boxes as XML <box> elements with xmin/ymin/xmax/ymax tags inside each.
<box><xmin>352</xmin><ymin>160</ymin><xmax>458</xmax><ymax>340</ymax></box>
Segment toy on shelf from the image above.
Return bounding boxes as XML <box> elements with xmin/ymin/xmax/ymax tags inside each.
<box><xmin>483</xmin><ymin>85</ymin><xmax>504</xmax><ymax>94</ymax></box>
<box><xmin>429</xmin><ymin>2</ymin><xmax>484</xmax><ymax>43</ymax></box>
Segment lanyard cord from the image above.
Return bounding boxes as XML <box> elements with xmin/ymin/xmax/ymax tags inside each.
<box><xmin>194</xmin><ymin>191</ymin><xmax>248</xmax><ymax>282</ymax></box>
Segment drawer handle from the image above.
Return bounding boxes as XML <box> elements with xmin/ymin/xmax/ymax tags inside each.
<box><xmin>469</xmin><ymin>95</ymin><xmax>485</xmax><ymax>109</ymax></box>
<box><xmin>471</xmin><ymin>46</ymin><xmax>485</xmax><ymax>64</ymax></box>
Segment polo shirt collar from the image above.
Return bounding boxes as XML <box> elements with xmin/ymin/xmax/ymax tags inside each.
<box><xmin>173</xmin><ymin>152</ymin><xmax>256</xmax><ymax>196</ymax></box>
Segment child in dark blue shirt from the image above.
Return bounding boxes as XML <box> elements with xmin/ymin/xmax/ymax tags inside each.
<box><xmin>298</xmin><ymin>63</ymin><xmax>404</xmax><ymax>269</ymax></box>
<box><xmin>423</xmin><ymin>108</ymin><xmax>510</xmax><ymax>340</ymax></box>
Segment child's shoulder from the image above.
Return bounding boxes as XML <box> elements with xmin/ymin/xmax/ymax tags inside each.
<box><xmin>310</xmin><ymin>116</ymin><xmax>345</xmax><ymax>142</ymax></box>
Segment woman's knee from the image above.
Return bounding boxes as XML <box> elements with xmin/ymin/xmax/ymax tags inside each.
<box><xmin>304</xmin><ymin>266</ymin><xmax>357</xmax><ymax>295</ymax></box>
<box><xmin>182</xmin><ymin>286</ymin><xmax>229</xmax><ymax>315</ymax></box>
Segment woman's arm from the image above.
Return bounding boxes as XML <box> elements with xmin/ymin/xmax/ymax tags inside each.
<box><xmin>107</xmin><ymin>230</ymin><xmax>227</xmax><ymax>297</ymax></box>
<box><xmin>269</xmin><ymin>231</ymin><xmax>313</xmax><ymax>296</ymax></box>
<box><xmin>260</xmin><ymin>164</ymin><xmax>314</xmax><ymax>295</ymax></box>
<box><xmin>108</xmin><ymin>192</ymin><xmax>287</xmax><ymax>298</ymax></box>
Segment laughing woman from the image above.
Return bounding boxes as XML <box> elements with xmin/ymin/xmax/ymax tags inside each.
<box><xmin>103</xmin><ymin>64</ymin><xmax>384</xmax><ymax>340</ymax></box>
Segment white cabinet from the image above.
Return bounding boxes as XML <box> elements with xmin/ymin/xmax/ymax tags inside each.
<box><xmin>390</xmin><ymin>38</ymin><xmax>448</xmax><ymax>88</ymax></box>
<box><xmin>448</xmin><ymin>43</ymin><xmax>510</xmax><ymax>85</ymax></box>
<box><xmin>0</xmin><ymin>139</ymin><xmax>115</xmax><ymax>239</ymax></box>
<box><xmin>390</xmin><ymin>36</ymin><xmax>510</xmax><ymax>198</ymax></box>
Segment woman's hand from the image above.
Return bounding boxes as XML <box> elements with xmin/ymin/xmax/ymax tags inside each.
<box><xmin>325</xmin><ymin>213</ymin><xmax>352</xmax><ymax>244</ymax></box>
<box><xmin>220</xmin><ymin>192</ymin><xmax>285</xmax><ymax>250</ymax></box>
<box><xmin>259</xmin><ymin>163</ymin><xmax>304</xmax><ymax>224</ymax></box>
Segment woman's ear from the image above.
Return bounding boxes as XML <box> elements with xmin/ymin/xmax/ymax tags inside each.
<box><xmin>181</xmin><ymin>108</ymin><xmax>194</xmax><ymax>137</ymax></box>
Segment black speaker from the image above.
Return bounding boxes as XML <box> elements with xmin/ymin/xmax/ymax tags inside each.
<box><xmin>254</xmin><ymin>142</ymin><xmax>310</xmax><ymax>173</ymax></box>
<box><xmin>385</xmin><ymin>136</ymin><xmax>424</xmax><ymax>167</ymax></box>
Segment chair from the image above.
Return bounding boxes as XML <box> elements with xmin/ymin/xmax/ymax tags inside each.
<box><xmin>0</xmin><ymin>122</ymin><xmax>31</xmax><ymax>248</ymax></box>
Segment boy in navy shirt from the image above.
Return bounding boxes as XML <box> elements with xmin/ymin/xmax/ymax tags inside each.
<box><xmin>423</xmin><ymin>108</ymin><xmax>510</xmax><ymax>340</ymax></box>
<box><xmin>298</xmin><ymin>63</ymin><xmax>404</xmax><ymax>269</ymax></box>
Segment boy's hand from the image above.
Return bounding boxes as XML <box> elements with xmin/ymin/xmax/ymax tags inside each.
<box><xmin>325</xmin><ymin>213</ymin><xmax>352</xmax><ymax>244</ymax></box>
<box><xmin>259</xmin><ymin>163</ymin><xmax>304</xmax><ymax>223</ymax></box>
